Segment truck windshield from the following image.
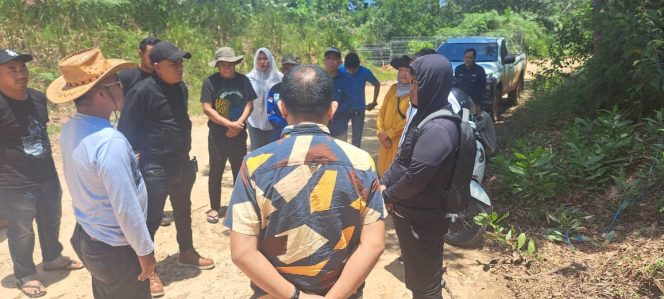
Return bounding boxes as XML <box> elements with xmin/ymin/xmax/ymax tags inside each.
<box><xmin>438</xmin><ymin>43</ymin><xmax>498</xmax><ymax>62</ymax></box>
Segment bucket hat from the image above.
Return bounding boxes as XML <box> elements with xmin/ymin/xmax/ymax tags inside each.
<box><xmin>46</xmin><ymin>48</ymin><xmax>134</xmax><ymax>104</ymax></box>
<box><xmin>208</xmin><ymin>47</ymin><xmax>244</xmax><ymax>67</ymax></box>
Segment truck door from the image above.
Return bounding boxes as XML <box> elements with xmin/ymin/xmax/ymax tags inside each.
<box><xmin>501</xmin><ymin>41</ymin><xmax>515</xmax><ymax>93</ymax></box>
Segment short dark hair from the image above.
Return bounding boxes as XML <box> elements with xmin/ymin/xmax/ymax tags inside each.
<box><xmin>464</xmin><ymin>48</ymin><xmax>477</xmax><ymax>57</ymax></box>
<box><xmin>281</xmin><ymin>65</ymin><xmax>333</xmax><ymax>119</ymax></box>
<box><xmin>139</xmin><ymin>37</ymin><xmax>161</xmax><ymax>52</ymax></box>
<box><xmin>344</xmin><ymin>52</ymin><xmax>360</xmax><ymax>68</ymax></box>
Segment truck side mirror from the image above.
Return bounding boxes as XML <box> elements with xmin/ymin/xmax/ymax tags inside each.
<box><xmin>502</xmin><ymin>54</ymin><xmax>516</xmax><ymax>64</ymax></box>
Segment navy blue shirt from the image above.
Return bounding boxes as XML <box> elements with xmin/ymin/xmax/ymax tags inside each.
<box><xmin>339</xmin><ymin>65</ymin><xmax>379</xmax><ymax>110</ymax></box>
<box><xmin>454</xmin><ymin>64</ymin><xmax>486</xmax><ymax>102</ymax></box>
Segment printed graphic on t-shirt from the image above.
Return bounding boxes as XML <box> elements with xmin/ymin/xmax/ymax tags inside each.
<box><xmin>215</xmin><ymin>90</ymin><xmax>244</xmax><ymax>121</ymax></box>
<box><xmin>21</xmin><ymin>116</ymin><xmax>48</xmax><ymax>157</ymax></box>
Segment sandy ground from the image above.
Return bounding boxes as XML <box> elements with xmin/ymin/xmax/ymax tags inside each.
<box><xmin>0</xmin><ymin>83</ymin><xmax>515</xmax><ymax>299</ymax></box>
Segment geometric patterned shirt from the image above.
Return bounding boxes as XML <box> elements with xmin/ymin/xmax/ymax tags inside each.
<box><xmin>223</xmin><ymin>123</ymin><xmax>386</xmax><ymax>294</ymax></box>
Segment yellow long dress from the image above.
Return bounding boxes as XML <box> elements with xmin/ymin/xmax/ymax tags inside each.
<box><xmin>376</xmin><ymin>84</ymin><xmax>410</xmax><ymax>176</ymax></box>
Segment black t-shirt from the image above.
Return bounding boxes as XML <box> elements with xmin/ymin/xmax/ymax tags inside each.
<box><xmin>119</xmin><ymin>67</ymin><xmax>151</xmax><ymax>95</ymax></box>
<box><xmin>0</xmin><ymin>89</ymin><xmax>57</xmax><ymax>187</ymax></box>
<box><xmin>200</xmin><ymin>72</ymin><xmax>256</xmax><ymax>134</ymax></box>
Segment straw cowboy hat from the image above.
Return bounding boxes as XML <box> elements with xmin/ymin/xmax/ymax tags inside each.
<box><xmin>47</xmin><ymin>48</ymin><xmax>135</xmax><ymax>104</ymax></box>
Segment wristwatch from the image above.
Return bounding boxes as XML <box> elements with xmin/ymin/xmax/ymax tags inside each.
<box><xmin>291</xmin><ymin>287</ymin><xmax>300</xmax><ymax>299</ymax></box>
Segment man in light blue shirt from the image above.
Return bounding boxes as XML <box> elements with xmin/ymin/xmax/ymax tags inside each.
<box><xmin>339</xmin><ymin>52</ymin><xmax>380</xmax><ymax>148</ymax></box>
<box><xmin>47</xmin><ymin>48</ymin><xmax>156</xmax><ymax>299</ymax></box>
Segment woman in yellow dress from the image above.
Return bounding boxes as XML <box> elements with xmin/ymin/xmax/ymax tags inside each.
<box><xmin>376</xmin><ymin>55</ymin><xmax>412</xmax><ymax>176</ymax></box>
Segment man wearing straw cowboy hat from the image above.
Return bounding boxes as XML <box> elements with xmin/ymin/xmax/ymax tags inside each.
<box><xmin>47</xmin><ymin>48</ymin><xmax>156</xmax><ymax>298</ymax></box>
<box><xmin>0</xmin><ymin>48</ymin><xmax>83</xmax><ymax>298</ymax></box>
<box><xmin>118</xmin><ymin>41</ymin><xmax>214</xmax><ymax>296</ymax></box>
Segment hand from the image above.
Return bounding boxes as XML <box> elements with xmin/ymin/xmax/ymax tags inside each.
<box><xmin>380</xmin><ymin>184</ymin><xmax>386</xmax><ymax>192</ymax></box>
<box><xmin>377</xmin><ymin>131</ymin><xmax>388</xmax><ymax>142</ymax></box>
<box><xmin>225</xmin><ymin>129</ymin><xmax>240</xmax><ymax>138</ymax></box>
<box><xmin>137</xmin><ymin>253</ymin><xmax>157</xmax><ymax>281</ymax></box>
<box><xmin>366</xmin><ymin>102</ymin><xmax>377</xmax><ymax>111</ymax></box>
<box><xmin>382</xmin><ymin>137</ymin><xmax>392</xmax><ymax>149</ymax></box>
<box><xmin>227</xmin><ymin>120</ymin><xmax>244</xmax><ymax>131</ymax></box>
<box><xmin>134</xmin><ymin>151</ymin><xmax>142</xmax><ymax>160</ymax></box>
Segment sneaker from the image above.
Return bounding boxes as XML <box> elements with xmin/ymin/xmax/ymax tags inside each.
<box><xmin>160</xmin><ymin>215</ymin><xmax>172</xmax><ymax>227</ymax></box>
<box><xmin>149</xmin><ymin>273</ymin><xmax>165</xmax><ymax>298</ymax></box>
<box><xmin>178</xmin><ymin>249</ymin><xmax>215</xmax><ymax>270</ymax></box>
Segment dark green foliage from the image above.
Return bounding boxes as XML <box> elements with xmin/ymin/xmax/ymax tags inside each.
<box><xmin>495</xmin><ymin>138</ymin><xmax>560</xmax><ymax>202</ymax></box>
<box><xmin>563</xmin><ymin>108</ymin><xmax>639</xmax><ymax>190</ymax></box>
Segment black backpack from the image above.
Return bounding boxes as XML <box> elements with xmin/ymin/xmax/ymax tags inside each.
<box><xmin>417</xmin><ymin>108</ymin><xmax>476</xmax><ymax>214</ymax></box>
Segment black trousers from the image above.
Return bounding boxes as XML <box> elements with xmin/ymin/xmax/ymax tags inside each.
<box><xmin>140</xmin><ymin>155</ymin><xmax>196</xmax><ymax>252</ymax></box>
<box><xmin>71</xmin><ymin>224</ymin><xmax>150</xmax><ymax>299</ymax></box>
<box><xmin>394</xmin><ymin>216</ymin><xmax>450</xmax><ymax>299</ymax></box>
<box><xmin>208</xmin><ymin>130</ymin><xmax>247</xmax><ymax>211</ymax></box>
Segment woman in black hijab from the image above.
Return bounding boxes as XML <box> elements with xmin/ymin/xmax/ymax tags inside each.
<box><xmin>380</xmin><ymin>53</ymin><xmax>457</xmax><ymax>299</ymax></box>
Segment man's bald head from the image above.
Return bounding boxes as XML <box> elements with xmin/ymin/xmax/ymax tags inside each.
<box><xmin>281</xmin><ymin>65</ymin><xmax>333</xmax><ymax>119</ymax></box>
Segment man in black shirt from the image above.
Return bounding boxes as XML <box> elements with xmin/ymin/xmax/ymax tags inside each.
<box><xmin>381</xmin><ymin>54</ymin><xmax>457</xmax><ymax>299</ymax></box>
<box><xmin>454</xmin><ymin>48</ymin><xmax>486</xmax><ymax>104</ymax></box>
<box><xmin>0</xmin><ymin>48</ymin><xmax>82</xmax><ymax>298</ymax></box>
<box><xmin>118</xmin><ymin>41</ymin><xmax>215</xmax><ymax>297</ymax></box>
<box><xmin>200</xmin><ymin>47</ymin><xmax>255</xmax><ymax>224</ymax></box>
<box><xmin>119</xmin><ymin>37</ymin><xmax>160</xmax><ymax>94</ymax></box>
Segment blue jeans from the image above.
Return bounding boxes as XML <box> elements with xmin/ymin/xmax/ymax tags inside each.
<box><xmin>140</xmin><ymin>156</ymin><xmax>196</xmax><ymax>252</ymax></box>
<box><xmin>71</xmin><ymin>224</ymin><xmax>150</xmax><ymax>299</ymax></box>
<box><xmin>248</xmin><ymin>125</ymin><xmax>278</xmax><ymax>151</ymax></box>
<box><xmin>349</xmin><ymin>109</ymin><xmax>365</xmax><ymax>148</ymax></box>
<box><xmin>328</xmin><ymin>110</ymin><xmax>351</xmax><ymax>139</ymax></box>
<box><xmin>0</xmin><ymin>176</ymin><xmax>64</xmax><ymax>280</ymax></box>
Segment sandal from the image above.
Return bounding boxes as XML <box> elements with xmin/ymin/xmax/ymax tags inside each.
<box><xmin>206</xmin><ymin>209</ymin><xmax>220</xmax><ymax>224</ymax></box>
<box><xmin>16</xmin><ymin>279</ymin><xmax>46</xmax><ymax>298</ymax></box>
<box><xmin>43</xmin><ymin>256</ymin><xmax>84</xmax><ymax>271</ymax></box>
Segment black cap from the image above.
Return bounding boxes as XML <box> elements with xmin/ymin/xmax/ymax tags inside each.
<box><xmin>149</xmin><ymin>41</ymin><xmax>192</xmax><ymax>64</ymax></box>
<box><xmin>389</xmin><ymin>55</ymin><xmax>412</xmax><ymax>70</ymax></box>
<box><xmin>324</xmin><ymin>47</ymin><xmax>341</xmax><ymax>58</ymax></box>
<box><xmin>0</xmin><ymin>48</ymin><xmax>33</xmax><ymax>65</ymax></box>
<box><xmin>409</xmin><ymin>48</ymin><xmax>438</xmax><ymax>62</ymax></box>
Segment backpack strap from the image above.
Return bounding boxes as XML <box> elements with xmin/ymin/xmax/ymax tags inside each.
<box><xmin>416</xmin><ymin>108</ymin><xmax>460</xmax><ymax>129</ymax></box>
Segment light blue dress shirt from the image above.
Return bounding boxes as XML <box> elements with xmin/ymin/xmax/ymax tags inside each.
<box><xmin>60</xmin><ymin>113</ymin><xmax>153</xmax><ymax>256</ymax></box>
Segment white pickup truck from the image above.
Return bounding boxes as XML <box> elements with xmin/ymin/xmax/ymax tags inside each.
<box><xmin>437</xmin><ymin>36</ymin><xmax>527</xmax><ymax>120</ymax></box>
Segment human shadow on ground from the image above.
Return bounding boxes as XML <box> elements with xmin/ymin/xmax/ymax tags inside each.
<box><xmin>1</xmin><ymin>262</ymin><xmax>72</xmax><ymax>288</ymax></box>
<box><xmin>156</xmin><ymin>254</ymin><xmax>202</xmax><ymax>286</ymax></box>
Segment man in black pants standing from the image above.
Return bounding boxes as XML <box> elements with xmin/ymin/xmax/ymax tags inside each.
<box><xmin>200</xmin><ymin>47</ymin><xmax>255</xmax><ymax>224</ymax></box>
<box><xmin>118</xmin><ymin>41</ymin><xmax>214</xmax><ymax>298</ymax></box>
<box><xmin>381</xmin><ymin>54</ymin><xmax>457</xmax><ymax>299</ymax></box>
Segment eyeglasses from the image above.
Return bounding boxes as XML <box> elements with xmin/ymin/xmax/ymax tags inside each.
<box><xmin>93</xmin><ymin>79</ymin><xmax>123</xmax><ymax>91</ymax></box>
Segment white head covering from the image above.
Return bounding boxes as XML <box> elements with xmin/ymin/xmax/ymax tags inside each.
<box><xmin>247</xmin><ymin>48</ymin><xmax>283</xmax><ymax>130</ymax></box>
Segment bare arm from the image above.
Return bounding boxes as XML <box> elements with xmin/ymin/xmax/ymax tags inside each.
<box><xmin>237</xmin><ymin>99</ymin><xmax>254</xmax><ymax>125</ymax></box>
<box><xmin>372</xmin><ymin>81</ymin><xmax>381</xmax><ymax>104</ymax></box>
<box><xmin>325</xmin><ymin>220</ymin><xmax>385</xmax><ymax>299</ymax></box>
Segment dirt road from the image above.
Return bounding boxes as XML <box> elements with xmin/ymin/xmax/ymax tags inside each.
<box><xmin>0</xmin><ymin>83</ymin><xmax>514</xmax><ymax>298</ymax></box>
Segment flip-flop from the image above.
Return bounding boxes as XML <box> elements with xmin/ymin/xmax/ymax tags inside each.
<box><xmin>206</xmin><ymin>209</ymin><xmax>219</xmax><ymax>224</ymax></box>
<box><xmin>16</xmin><ymin>279</ymin><xmax>46</xmax><ymax>298</ymax></box>
<box><xmin>43</xmin><ymin>256</ymin><xmax>84</xmax><ymax>271</ymax></box>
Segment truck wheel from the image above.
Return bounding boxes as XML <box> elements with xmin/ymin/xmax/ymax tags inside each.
<box><xmin>508</xmin><ymin>75</ymin><xmax>524</xmax><ymax>106</ymax></box>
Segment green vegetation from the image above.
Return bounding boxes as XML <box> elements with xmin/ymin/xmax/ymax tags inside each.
<box><xmin>474</xmin><ymin>212</ymin><xmax>536</xmax><ymax>255</ymax></box>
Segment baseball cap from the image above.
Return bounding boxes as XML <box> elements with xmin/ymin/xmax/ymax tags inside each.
<box><xmin>0</xmin><ymin>48</ymin><xmax>33</xmax><ymax>65</ymax></box>
<box><xmin>389</xmin><ymin>55</ymin><xmax>412</xmax><ymax>70</ymax></box>
<box><xmin>281</xmin><ymin>53</ymin><xmax>299</xmax><ymax>65</ymax></box>
<box><xmin>324</xmin><ymin>47</ymin><xmax>341</xmax><ymax>58</ymax></box>
<box><xmin>149</xmin><ymin>41</ymin><xmax>191</xmax><ymax>64</ymax></box>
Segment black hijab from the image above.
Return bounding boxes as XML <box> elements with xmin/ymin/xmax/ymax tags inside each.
<box><xmin>409</xmin><ymin>54</ymin><xmax>453</xmax><ymax>128</ymax></box>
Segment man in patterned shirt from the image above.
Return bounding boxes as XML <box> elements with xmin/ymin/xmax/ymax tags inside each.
<box><xmin>224</xmin><ymin>65</ymin><xmax>386</xmax><ymax>299</ymax></box>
